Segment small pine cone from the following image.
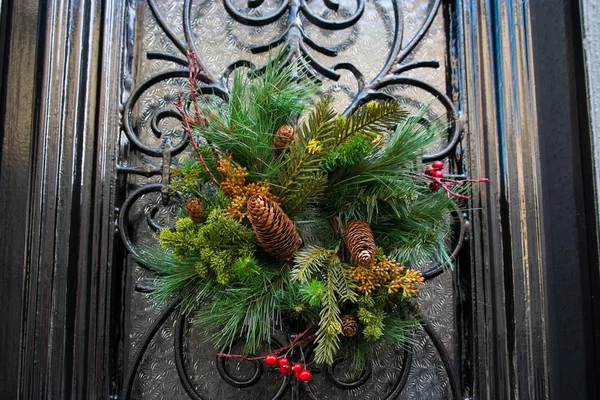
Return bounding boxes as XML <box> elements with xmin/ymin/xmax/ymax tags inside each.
<box><xmin>247</xmin><ymin>193</ymin><xmax>301</xmax><ymax>260</ymax></box>
<box><xmin>185</xmin><ymin>197</ymin><xmax>205</xmax><ymax>223</ymax></box>
<box><xmin>341</xmin><ymin>314</ymin><xmax>358</xmax><ymax>337</ymax></box>
<box><xmin>273</xmin><ymin>125</ymin><xmax>297</xmax><ymax>156</ymax></box>
<box><xmin>344</xmin><ymin>220</ymin><xmax>376</xmax><ymax>266</ymax></box>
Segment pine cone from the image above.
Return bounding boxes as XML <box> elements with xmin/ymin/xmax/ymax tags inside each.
<box><xmin>185</xmin><ymin>197</ymin><xmax>205</xmax><ymax>223</ymax></box>
<box><xmin>344</xmin><ymin>220</ymin><xmax>376</xmax><ymax>266</ymax></box>
<box><xmin>341</xmin><ymin>314</ymin><xmax>358</xmax><ymax>337</ymax></box>
<box><xmin>273</xmin><ymin>124</ymin><xmax>297</xmax><ymax>156</ymax></box>
<box><xmin>247</xmin><ymin>193</ymin><xmax>301</xmax><ymax>260</ymax></box>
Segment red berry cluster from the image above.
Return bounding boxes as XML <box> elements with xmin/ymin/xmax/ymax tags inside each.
<box><xmin>264</xmin><ymin>354</ymin><xmax>312</xmax><ymax>381</ymax></box>
<box><xmin>424</xmin><ymin>160</ymin><xmax>445</xmax><ymax>191</ymax></box>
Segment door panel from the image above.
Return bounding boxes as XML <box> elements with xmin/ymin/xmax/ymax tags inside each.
<box><xmin>118</xmin><ymin>1</ymin><xmax>460</xmax><ymax>399</ymax></box>
<box><xmin>3</xmin><ymin>0</ymin><xmax>588</xmax><ymax>399</ymax></box>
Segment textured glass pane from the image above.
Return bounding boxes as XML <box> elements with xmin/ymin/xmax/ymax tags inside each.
<box><xmin>119</xmin><ymin>1</ymin><xmax>457</xmax><ymax>399</ymax></box>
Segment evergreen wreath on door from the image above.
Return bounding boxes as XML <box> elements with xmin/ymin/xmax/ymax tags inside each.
<box><xmin>134</xmin><ymin>51</ymin><xmax>487</xmax><ymax>382</ymax></box>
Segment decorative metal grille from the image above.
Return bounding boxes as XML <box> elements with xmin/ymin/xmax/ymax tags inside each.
<box><xmin>117</xmin><ymin>1</ymin><xmax>464</xmax><ymax>398</ymax></box>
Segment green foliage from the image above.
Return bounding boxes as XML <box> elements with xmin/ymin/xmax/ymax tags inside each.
<box><xmin>233</xmin><ymin>255</ymin><xmax>263</xmax><ymax>283</ymax></box>
<box><xmin>133</xmin><ymin>246</ymin><xmax>218</xmax><ymax>315</ymax></box>
<box><xmin>194</xmin><ymin>270</ymin><xmax>320</xmax><ymax>354</ymax></box>
<box><xmin>291</xmin><ymin>246</ymin><xmax>338</xmax><ymax>283</ymax></box>
<box><xmin>275</xmin><ymin>97</ymin><xmax>337</xmax><ymax>215</ymax></box>
<box><xmin>193</xmin><ymin>58</ymin><xmax>317</xmax><ymax>180</ymax></box>
<box><xmin>357</xmin><ymin>303</ymin><xmax>385</xmax><ymax>341</ymax></box>
<box><xmin>321</xmin><ymin>133</ymin><xmax>373</xmax><ymax>173</ymax></box>
<box><xmin>299</xmin><ymin>279</ymin><xmax>327</xmax><ymax>307</ymax></box>
<box><xmin>326</xmin><ymin>110</ymin><xmax>444</xmax><ymax>218</ymax></box>
<box><xmin>333</xmin><ymin>100</ymin><xmax>408</xmax><ymax>144</ymax></box>
<box><xmin>159</xmin><ymin>209</ymin><xmax>255</xmax><ymax>285</ymax></box>
<box><xmin>158</xmin><ymin>217</ymin><xmax>201</xmax><ymax>260</ymax></box>
<box><xmin>194</xmin><ymin>268</ymin><xmax>283</xmax><ymax>353</ymax></box>
<box><xmin>373</xmin><ymin>189</ymin><xmax>455</xmax><ymax>268</ymax></box>
<box><xmin>341</xmin><ymin>313</ymin><xmax>419</xmax><ymax>374</ymax></box>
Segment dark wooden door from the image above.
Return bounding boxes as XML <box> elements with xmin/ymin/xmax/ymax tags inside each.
<box><xmin>1</xmin><ymin>0</ymin><xmax>598</xmax><ymax>399</ymax></box>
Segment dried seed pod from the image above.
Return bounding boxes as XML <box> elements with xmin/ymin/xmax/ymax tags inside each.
<box><xmin>341</xmin><ymin>314</ymin><xmax>358</xmax><ymax>337</ymax></box>
<box><xmin>344</xmin><ymin>220</ymin><xmax>376</xmax><ymax>266</ymax></box>
<box><xmin>185</xmin><ymin>197</ymin><xmax>206</xmax><ymax>223</ymax></box>
<box><xmin>247</xmin><ymin>193</ymin><xmax>301</xmax><ymax>260</ymax></box>
<box><xmin>273</xmin><ymin>125</ymin><xmax>297</xmax><ymax>156</ymax></box>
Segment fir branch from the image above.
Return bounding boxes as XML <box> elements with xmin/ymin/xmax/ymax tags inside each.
<box><xmin>291</xmin><ymin>246</ymin><xmax>338</xmax><ymax>283</ymax></box>
<box><xmin>313</xmin><ymin>265</ymin><xmax>342</xmax><ymax>365</ymax></box>
<box><xmin>276</xmin><ymin>97</ymin><xmax>336</xmax><ymax>215</ymax></box>
<box><xmin>334</xmin><ymin>100</ymin><xmax>407</xmax><ymax>144</ymax></box>
<box><xmin>329</xmin><ymin>259</ymin><xmax>359</xmax><ymax>303</ymax></box>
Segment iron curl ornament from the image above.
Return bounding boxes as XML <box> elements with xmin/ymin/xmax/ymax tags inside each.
<box><xmin>117</xmin><ymin>1</ymin><xmax>480</xmax><ymax>399</ymax></box>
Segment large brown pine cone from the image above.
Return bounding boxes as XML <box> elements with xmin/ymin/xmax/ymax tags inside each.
<box><xmin>185</xmin><ymin>197</ymin><xmax>205</xmax><ymax>223</ymax></box>
<box><xmin>247</xmin><ymin>193</ymin><xmax>301</xmax><ymax>260</ymax></box>
<box><xmin>344</xmin><ymin>219</ymin><xmax>376</xmax><ymax>266</ymax></box>
<box><xmin>273</xmin><ymin>125</ymin><xmax>297</xmax><ymax>156</ymax></box>
<box><xmin>341</xmin><ymin>314</ymin><xmax>358</xmax><ymax>337</ymax></box>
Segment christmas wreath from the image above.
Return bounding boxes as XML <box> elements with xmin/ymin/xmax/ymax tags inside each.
<box><xmin>135</xmin><ymin>53</ymin><xmax>487</xmax><ymax>382</ymax></box>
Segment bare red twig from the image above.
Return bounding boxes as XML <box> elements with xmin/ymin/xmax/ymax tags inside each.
<box><xmin>175</xmin><ymin>97</ymin><xmax>219</xmax><ymax>186</ymax></box>
<box><xmin>419</xmin><ymin>173</ymin><xmax>489</xmax><ymax>199</ymax></box>
<box><xmin>184</xmin><ymin>49</ymin><xmax>224</xmax><ymax>181</ymax></box>
<box><xmin>217</xmin><ymin>325</ymin><xmax>316</xmax><ymax>361</ymax></box>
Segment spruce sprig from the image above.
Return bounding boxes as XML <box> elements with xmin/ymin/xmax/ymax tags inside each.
<box><xmin>314</xmin><ymin>265</ymin><xmax>343</xmax><ymax>365</ymax></box>
<box><xmin>276</xmin><ymin>97</ymin><xmax>337</xmax><ymax>215</ymax></box>
<box><xmin>333</xmin><ymin>100</ymin><xmax>407</xmax><ymax>144</ymax></box>
<box><xmin>291</xmin><ymin>246</ymin><xmax>338</xmax><ymax>283</ymax></box>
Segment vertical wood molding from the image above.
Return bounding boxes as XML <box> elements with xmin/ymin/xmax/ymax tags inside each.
<box><xmin>459</xmin><ymin>1</ymin><xmax>549</xmax><ymax>398</ymax></box>
<box><xmin>0</xmin><ymin>1</ymin><xmax>44</xmax><ymax>399</ymax></box>
<box><xmin>0</xmin><ymin>0</ymin><xmax>125</xmax><ymax>398</ymax></box>
<box><xmin>530</xmin><ymin>0</ymin><xmax>599</xmax><ymax>398</ymax></box>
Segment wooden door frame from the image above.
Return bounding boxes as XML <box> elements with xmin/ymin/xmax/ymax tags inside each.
<box><xmin>0</xmin><ymin>0</ymin><xmax>598</xmax><ymax>399</ymax></box>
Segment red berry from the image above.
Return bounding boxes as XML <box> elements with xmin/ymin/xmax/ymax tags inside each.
<box><xmin>265</xmin><ymin>354</ymin><xmax>278</xmax><ymax>366</ymax></box>
<box><xmin>425</xmin><ymin>166</ymin><xmax>435</xmax><ymax>176</ymax></box>
<box><xmin>294</xmin><ymin>371</ymin><xmax>302</xmax><ymax>379</ymax></box>
<box><xmin>278</xmin><ymin>357</ymin><xmax>289</xmax><ymax>367</ymax></box>
<box><xmin>292</xmin><ymin>363</ymin><xmax>303</xmax><ymax>374</ymax></box>
<box><xmin>279</xmin><ymin>364</ymin><xmax>292</xmax><ymax>375</ymax></box>
<box><xmin>299</xmin><ymin>369</ymin><xmax>312</xmax><ymax>382</ymax></box>
<box><xmin>429</xmin><ymin>182</ymin><xmax>441</xmax><ymax>192</ymax></box>
<box><xmin>432</xmin><ymin>170</ymin><xmax>444</xmax><ymax>178</ymax></box>
<box><xmin>432</xmin><ymin>160</ymin><xmax>444</xmax><ymax>170</ymax></box>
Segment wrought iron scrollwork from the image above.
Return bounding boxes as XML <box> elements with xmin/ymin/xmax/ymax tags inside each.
<box><xmin>118</xmin><ymin>1</ymin><xmax>465</xmax><ymax>398</ymax></box>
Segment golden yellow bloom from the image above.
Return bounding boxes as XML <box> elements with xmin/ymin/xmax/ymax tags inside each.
<box><xmin>352</xmin><ymin>256</ymin><xmax>423</xmax><ymax>297</ymax></box>
<box><xmin>217</xmin><ymin>154</ymin><xmax>279</xmax><ymax>220</ymax></box>
<box><xmin>327</xmin><ymin>321</ymin><xmax>342</xmax><ymax>336</ymax></box>
<box><xmin>306</xmin><ymin>139</ymin><xmax>323</xmax><ymax>155</ymax></box>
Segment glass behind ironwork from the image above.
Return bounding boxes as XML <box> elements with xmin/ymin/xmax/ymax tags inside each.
<box><xmin>118</xmin><ymin>1</ymin><xmax>458</xmax><ymax>399</ymax></box>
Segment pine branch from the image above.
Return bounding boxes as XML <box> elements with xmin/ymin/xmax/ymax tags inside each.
<box><xmin>133</xmin><ymin>246</ymin><xmax>217</xmax><ymax>315</ymax></box>
<box><xmin>192</xmin><ymin>59</ymin><xmax>317</xmax><ymax>180</ymax></box>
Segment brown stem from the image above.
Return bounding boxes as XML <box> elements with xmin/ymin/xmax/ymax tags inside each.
<box><xmin>217</xmin><ymin>325</ymin><xmax>316</xmax><ymax>361</ymax></box>
<box><xmin>175</xmin><ymin>97</ymin><xmax>219</xmax><ymax>186</ymax></box>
